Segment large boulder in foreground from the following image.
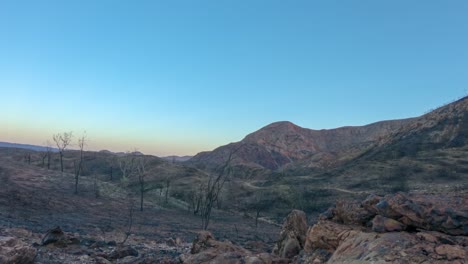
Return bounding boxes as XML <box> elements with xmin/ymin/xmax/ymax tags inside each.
<box><xmin>0</xmin><ymin>236</ymin><xmax>37</xmax><ymax>264</ymax></box>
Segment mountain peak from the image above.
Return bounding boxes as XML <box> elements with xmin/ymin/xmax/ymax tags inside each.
<box><xmin>263</xmin><ymin>121</ymin><xmax>301</xmax><ymax>129</ymax></box>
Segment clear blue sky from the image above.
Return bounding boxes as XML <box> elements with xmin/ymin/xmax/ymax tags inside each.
<box><xmin>1</xmin><ymin>1</ymin><xmax>467</xmax><ymax>156</ymax></box>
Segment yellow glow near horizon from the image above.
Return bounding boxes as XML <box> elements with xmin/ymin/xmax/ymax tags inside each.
<box><xmin>1</xmin><ymin>118</ymin><xmax>227</xmax><ymax>156</ymax></box>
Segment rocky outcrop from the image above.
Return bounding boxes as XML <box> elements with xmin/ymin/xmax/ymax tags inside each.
<box><xmin>0</xmin><ymin>236</ymin><xmax>37</xmax><ymax>264</ymax></box>
<box><xmin>180</xmin><ymin>231</ymin><xmax>288</xmax><ymax>264</ymax></box>
<box><xmin>273</xmin><ymin>210</ymin><xmax>308</xmax><ymax>258</ymax></box>
<box><xmin>303</xmin><ymin>193</ymin><xmax>468</xmax><ymax>263</ymax></box>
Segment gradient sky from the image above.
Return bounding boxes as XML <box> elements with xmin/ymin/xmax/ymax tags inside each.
<box><xmin>1</xmin><ymin>1</ymin><xmax>468</xmax><ymax>156</ymax></box>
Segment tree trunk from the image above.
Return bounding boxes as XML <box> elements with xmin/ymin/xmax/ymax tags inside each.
<box><xmin>74</xmin><ymin>160</ymin><xmax>79</xmax><ymax>195</ymax></box>
<box><xmin>75</xmin><ymin>174</ymin><xmax>79</xmax><ymax>194</ymax></box>
<box><xmin>255</xmin><ymin>210</ymin><xmax>260</xmax><ymax>228</ymax></box>
<box><xmin>140</xmin><ymin>185</ymin><xmax>144</xmax><ymax>212</ymax></box>
<box><xmin>60</xmin><ymin>152</ymin><xmax>64</xmax><ymax>172</ymax></box>
<box><xmin>165</xmin><ymin>183</ymin><xmax>169</xmax><ymax>204</ymax></box>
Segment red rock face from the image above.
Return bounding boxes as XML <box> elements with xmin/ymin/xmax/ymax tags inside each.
<box><xmin>190</xmin><ymin>118</ymin><xmax>413</xmax><ymax>171</ymax></box>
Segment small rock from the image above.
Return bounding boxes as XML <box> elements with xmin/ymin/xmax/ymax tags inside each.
<box><xmin>0</xmin><ymin>236</ymin><xmax>37</xmax><ymax>264</ymax></box>
<box><xmin>41</xmin><ymin>226</ymin><xmax>65</xmax><ymax>246</ymax></box>
<box><xmin>372</xmin><ymin>215</ymin><xmax>406</xmax><ymax>233</ymax></box>
<box><xmin>94</xmin><ymin>256</ymin><xmax>112</xmax><ymax>264</ymax></box>
<box><xmin>435</xmin><ymin>244</ymin><xmax>466</xmax><ymax>260</ymax></box>
<box><xmin>107</xmin><ymin>245</ymin><xmax>139</xmax><ymax>260</ymax></box>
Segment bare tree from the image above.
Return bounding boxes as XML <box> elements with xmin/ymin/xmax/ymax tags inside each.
<box><xmin>46</xmin><ymin>141</ymin><xmax>52</xmax><ymax>170</ymax></box>
<box><xmin>24</xmin><ymin>153</ymin><xmax>31</xmax><ymax>165</ymax></box>
<box><xmin>247</xmin><ymin>190</ymin><xmax>271</xmax><ymax>228</ymax></box>
<box><xmin>164</xmin><ymin>175</ymin><xmax>171</xmax><ymax>204</ymax></box>
<box><xmin>121</xmin><ymin>197</ymin><xmax>135</xmax><ymax>244</ymax></box>
<box><xmin>40</xmin><ymin>151</ymin><xmax>47</xmax><ymax>167</ymax></box>
<box><xmin>119</xmin><ymin>152</ymin><xmax>136</xmax><ymax>183</ymax></box>
<box><xmin>73</xmin><ymin>132</ymin><xmax>87</xmax><ymax>195</ymax></box>
<box><xmin>40</xmin><ymin>141</ymin><xmax>53</xmax><ymax>169</ymax></box>
<box><xmin>199</xmin><ymin>148</ymin><xmax>238</xmax><ymax>230</ymax></box>
<box><xmin>135</xmin><ymin>156</ymin><xmax>150</xmax><ymax>212</ymax></box>
<box><xmin>52</xmin><ymin>131</ymin><xmax>73</xmax><ymax>173</ymax></box>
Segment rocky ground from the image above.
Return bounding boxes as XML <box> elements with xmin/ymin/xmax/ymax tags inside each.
<box><xmin>1</xmin><ymin>149</ymin><xmax>468</xmax><ymax>263</ymax></box>
<box><xmin>182</xmin><ymin>192</ymin><xmax>467</xmax><ymax>264</ymax></box>
<box><xmin>0</xmin><ymin>154</ymin><xmax>280</xmax><ymax>263</ymax></box>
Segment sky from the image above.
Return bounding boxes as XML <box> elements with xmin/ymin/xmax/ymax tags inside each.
<box><xmin>1</xmin><ymin>1</ymin><xmax>468</xmax><ymax>156</ymax></box>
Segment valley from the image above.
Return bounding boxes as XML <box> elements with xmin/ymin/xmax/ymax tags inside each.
<box><xmin>1</xmin><ymin>96</ymin><xmax>467</xmax><ymax>263</ymax></box>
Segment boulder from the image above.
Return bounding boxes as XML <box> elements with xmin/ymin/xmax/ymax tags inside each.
<box><xmin>303</xmin><ymin>220</ymin><xmax>356</xmax><ymax>253</ymax></box>
<box><xmin>107</xmin><ymin>245</ymin><xmax>139</xmax><ymax>260</ymax></box>
<box><xmin>302</xmin><ymin>193</ymin><xmax>468</xmax><ymax>263</ymax></box>
<box><xmin>371</xmin><ymin>215</ymin><xmax>406</xmax><ymax>232</ymax></box>
<box><xmin>181</xmin><ymin>231</ymin><xmax>288</xmax><ymax>264</ymax></box>
<box><xmin>362</xmin><ymin>193</ymin><xmax>468</xmax><ymax>236</ymax></box>
<box><xmin>273</xmin><ymin>210</ymin><xmax>308</xmax><ymax>258</ymax></box>
<box><xmin>331</xmin><ymin>200</ymin><xmax>374</xmax><ymax>226</ymax></box>
<box><xmin>0</xmin><ymin>236</ymin><xmax>37</xmax><ymax>264</ymax></box>
<box><xmin>434</xmin><ymin>244</ymin><xmax>466</xmax><ymax>261</ymax></box>
<box><xmin>41</xmin><ymin>226</ymin><xmax>65</xmax><ymax>246</ymax></box>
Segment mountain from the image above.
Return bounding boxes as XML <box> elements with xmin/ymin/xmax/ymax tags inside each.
<box><xmin>189</xmin><ymin>120</ymin><xmax>414</xmax><ymax>171</ymax></box>
<box><xmin>189</xmin><ymin>96</ymin><xmax>468</xmax><ymax>173</ymax></box>
<box><xmin>0</xmin><ymin>142</ymin><xmax>58</xmax><ymax>152</ymax></box>
<box><xmin>161</xmin><ymin>155</ymin><xmax>193</xmax><ymax>162</ymax></box>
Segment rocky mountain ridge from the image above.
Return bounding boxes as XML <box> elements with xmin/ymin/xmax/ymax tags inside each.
<box><xmin>189</xmin><ymin>96</ymin><xmax>468</xmax><ymax>173</ymax></box>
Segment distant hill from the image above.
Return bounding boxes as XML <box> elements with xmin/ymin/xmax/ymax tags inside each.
<box><xmin>189</xmin><ymin>96</ymin><xmax>468</xmax><ymax>174</ymax></box>
<box><xmin>161</xmin><ymin>155</ymin><xmax>193</xmax><ymax>163</ymax></box>
<box><xmin>189</xmin><ymin>119</ymin><xmax>414</xmax><ymax>171</ymax></box>
<box><xmin>0</xmin><ymin>142</ymin><xmax>58</xmax><ymax>152</ymax></box>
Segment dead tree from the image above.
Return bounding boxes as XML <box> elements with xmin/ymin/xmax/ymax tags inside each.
<box><xmin>121</xmin><ymin>197</ymin><xmax>135</xmax><ymax>244</ymax></box>
<box><xmin>164</xmin><ymin>176</ymin><xmax>171</xmax><ymax>204</ymax></box>
<box><xmin>45</xmin><ymin>141</ymin><xmax>52</xmax><ymax>169</ymax></box>
<box><xmin>135</xmin><ymin>156</ymin><xmax>150</xmax><ymax>212</ymax></box>
<box><xmin>119</xmin><ymin>152</ymin><xmax>136</xmax><ymax>183</ymax></box>
<box><xmin>52</xmin><ymin>131</ymin><xmax>73</xmax><ymax>173</ymax></box>
<box><xmin>199</xmin><ymin>148</ymin><xmax>238</xmax><ymax>230</ymax></box>
<box><xmin>40</xmin><ymin>152</ymin><xmax>47</xmax><ymax>167</ymax></box>
<box><xmin>74</xmin><ymin>133</ymin><xmax>87</xmax><ymax>195</ymax></box>
<box><xmin>250</xmin><ymin>191</ymin><xmax>270</xmax><ymax>228</ymax></box>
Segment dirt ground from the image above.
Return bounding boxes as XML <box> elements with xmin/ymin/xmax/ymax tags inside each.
<box><xmin>0</xmin><ymin>152</ymin><xmax>281</xmax><ymax>262</ymax></box>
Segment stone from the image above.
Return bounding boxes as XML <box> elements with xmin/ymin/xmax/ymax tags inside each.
<box><xmin>371</xmin><ymin>215</ymin><xmax>406</xmax><ymax>232</ymax></box>
<box><xmin>0</xmin><ymin>236</ymin><xmax>37</xmax><ymax>264</ymax></box>
<box><xmin>304</xmin><ymin>220</ymin><xmax>355</xmax><ymax>253</ymax></box>
<box><xmin>362</xmin><ymin>193</ymin><xmax>468</xmax><ymax>236</ymax></box>
<box><xmin>107</xmin><ymin>245</ymin><xmax>139</xmax><ymax>260</ymax></box>
<box><xmin>181</xmin><ymin>231</ymin><xmax>287</xmax><ymax>264</ymax></box>
<box><xmin>434</xmin><ymin>244</ymin><xmax>466</xmax><ymax>260</ymax></box>
<box><xmin>41</xmin><ymin>226</ymin><xmax>65</xmax><ymax>246</ymax></box>
<box><xmin>303</xmin><ymin>193</ymin><xmax>468</xmax><ymax>263</ymax></box>
<box><xmin>274</xmin><ymin>210</ymin><xmax>308</xmax><ymax>258</ymax></box>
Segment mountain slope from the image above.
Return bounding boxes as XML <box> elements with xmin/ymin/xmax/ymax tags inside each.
<box><xmin>189</xmin><ymin>96</ymin><xmax>468</xmax><ymax>173</ymax></box>
<box><xmin>0</xmin><ymin>142</ymin><xmax>58</xmax><ymax>152</ymax></box>
<box><xmin>189</xmin><ymin>119</ymin><xmax>414</xmax><ymax>171</ymax></box>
